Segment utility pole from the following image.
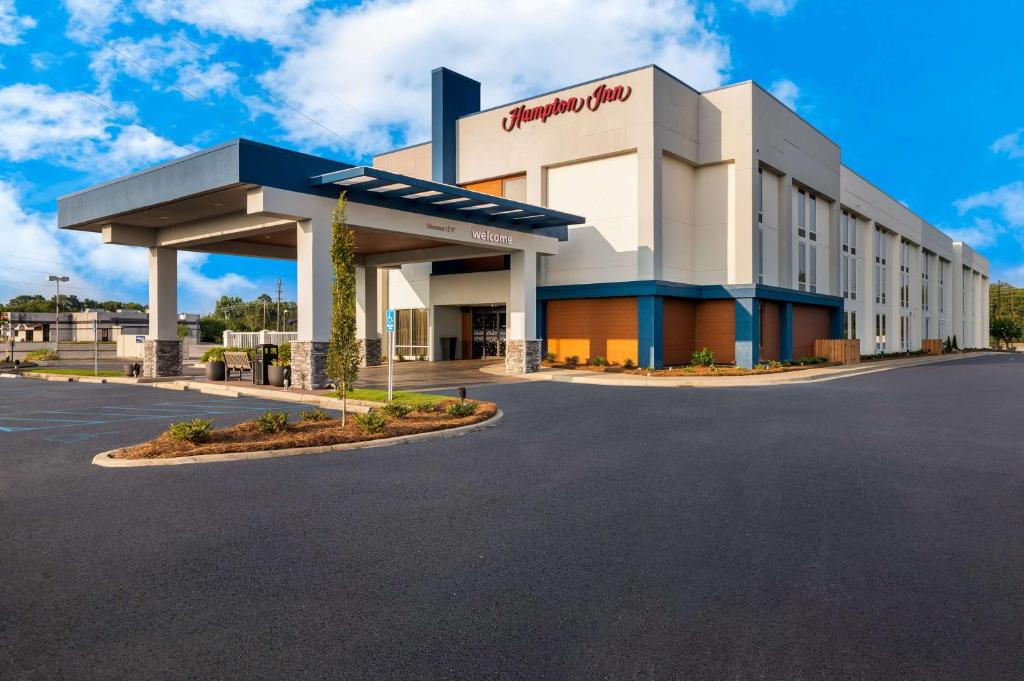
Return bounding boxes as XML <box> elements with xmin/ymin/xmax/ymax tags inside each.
<box><xmin>262</xmin><ymin>297</ymin><xmax>267</xmax><ymax>330</ymax></box>
<box><xmin>275</xmin><ymin>277</ymin><xmax>283</xmax><ymax>332</ymax></box>
<box><xmin>47</xmin><ymin>275</ymin><xmax>69</xmax><ymax>352</ymax></box>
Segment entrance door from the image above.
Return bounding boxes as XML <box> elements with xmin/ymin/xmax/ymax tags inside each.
<box><xmin>471</xmin><ymin>307</ymin><xmax>506</xmax><ymax>359</ymax></box>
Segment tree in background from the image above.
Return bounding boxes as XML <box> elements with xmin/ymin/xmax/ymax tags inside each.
<box><xmin>990</xmin><ymin>316</ymin><xmax>1024</xmax><ymax>350</ymax></box>
<box><xmin>208</xmin><ymin>294</ymin><xmax>298</xmax><ymax>334</ymax></box>
<box><xmin>1</xmin><ymin>294</ymin><xmax>145</xmax><ymax>313</ymax></box>
<box><xmin>325</xmin><ymin>192</ymin><xmax>361</xmax><ymax>425</ymax></box>
<box><xmin>989</xmin><ymin>282</ymin><xmax>1024</xmax><ymax>348</ymax></box>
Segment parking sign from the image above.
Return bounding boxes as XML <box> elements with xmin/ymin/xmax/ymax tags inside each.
<box><xmin>385</xmin><ymin>309</ymin><xmax>396</xmax><ymax>332</ymax></box>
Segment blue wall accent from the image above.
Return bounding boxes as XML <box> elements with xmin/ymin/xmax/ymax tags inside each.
<box><xmin>536</xmin><ymin>280</ymin><xmax>843</xmax><ymax>309</ymax></box>
<box><xmin>734</xmin><ymin>298</ymin><xmax>761</xmax><ymax>369</ymax></box>
<box><xmin>637</xmin><ymin>295</ymin><xmax>663</xmax><ymax>369</ymax></box>
<box><xmin>537</xmin><ymin>301</ymin><xmax>547</xmax><ymax>356</ymax></box>
<box><xmin>829</xmin><ymin>306</ymin><xmax>845</xmax><ymax>339</ymax></box>
<box><xmin>780</xmin><ymin>302</ymin><xmax>794</xmax><ymax>362</ymax></box>
<box><xmin>431</xmin><ymin>68</ymin><xmax>480</xmax><ymax>184</ymax></box>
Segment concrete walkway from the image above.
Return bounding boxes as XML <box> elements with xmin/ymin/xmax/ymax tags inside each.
<box><xmin>481</xmin><ymin>351</ymin><xmax>998</xmax><ymax>388</ymax></box>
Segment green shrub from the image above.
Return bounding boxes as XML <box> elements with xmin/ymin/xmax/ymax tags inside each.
<box><xmin>623</xmin><ymin>358</ymin><xmax>636</xmax><ymax>369</ymax></box>
<box><xmin>412</xmin><ymin>399</ymin><xmax>438</xmax><ymax>414</ymax></box>
<box><xmin>381</xmin><ymin>401</ymin><xmax>413</xmax><ymax>418</ymax></box>
<box><xmin>201</xmin><ymin>346</ymin><xmax>255</xmax><ymax>363</ymax></box>
<box><xmin>354</xmin><ymin>410</ymin><xmax>389</xmax><ymax>433</ymax></box>
<box><xmin>300</xmin><ymin>407</ymin><xmax>330</xmax><ymax>422</ymax></box>
<box><xmin>768</xmin><ymin>359</ymin><xmax>784</xmax><ymax>369</ymax></box>
<box><xmin>25</xmin><ymin>349</ymin><xmax>58</xmax><ymax>361</ymax></box>
<box><xmin>255</xmin><ymin>410</ymin><xmax>289</xmax><ymax>434</ymax></box>
<box><xmin>691</xmin><ymin>347</ymin><xmax>715</xmax><ymax>367</ymax></box>
<box><xmin>543</xmin><ymin>351</ymin><xmax>557</xmax><ymax>363</ymax></box>
<box><xmin>565</xmin><ymin>355</ymin><xmax>579</xmax><ymax>367</ymax></box>
<box><xmin>167</xmin><ymin>418</ymin><xmax>213</xmax><ymax>443</ymax></box>
<box><xmin>278</xmin><ymin>342</ymin><xmax>291</xmax><ymax>364</ymax></box>
<box><xmin>588</xmin><ymin>356</ymin><xmax>608</xmax><ymax>366</ymax></box>
<box><xmin>446</xmin><ymin>401</ymin><xmax>479</xmax><ymax>418</ymax></box>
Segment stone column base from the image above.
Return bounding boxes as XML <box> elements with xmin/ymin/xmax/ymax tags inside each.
<box><xmin>291</xmin><ymin>341</ymin><xmax>329</xmax><ymax>390</ymax></box>
<box><xmin>142</xmin><ymin>339</ymin><xmax>182</xmax><ymax>377</ymax></box>
<box><xmin>505</xmin><ymin>339</ymin><xmax>542</xmax><ymax>375</ymax></box>
<box><xmin>360</xmin><ymin>338</ymin><xmax>382</xmax><ymax>367</ymax></box>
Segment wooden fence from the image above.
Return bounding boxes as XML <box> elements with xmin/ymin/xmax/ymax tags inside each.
<box><xmin>813</xmin><ymin>339</ymin><xmax>861</xmax><ymax>365</ymax></box>
<box><xmin>921</xmin><ymin>338</ymin><xmax>943</xmax><ymax>355</ymax></box>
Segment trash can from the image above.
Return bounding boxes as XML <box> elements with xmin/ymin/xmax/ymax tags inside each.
<box><xmin>252</xmin><ymin>344</ymin><xmax>279</xmax><ymax>385</ymax></box>
<box><xmin>440</xmin><ymin>337</ymin><xmax>457</xmax><ymax>361</ymax></box>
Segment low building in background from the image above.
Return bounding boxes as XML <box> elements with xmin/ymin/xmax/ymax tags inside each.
<box><xmin>1</xmin><ymin>309</ymin><xmax>199</xmax><ymax>343</ymax></box>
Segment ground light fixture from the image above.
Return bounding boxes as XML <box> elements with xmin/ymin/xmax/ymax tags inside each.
<box><xmin>47</xmin><ymin>275</ymin><xmax>70</xmax><ymax>352</ymax></box>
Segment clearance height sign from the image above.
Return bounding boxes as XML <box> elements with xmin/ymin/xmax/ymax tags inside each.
<box><xmin>501</xmin><ymin>82</ymin><xmax>632</xmax><ymax>132</ymax></box>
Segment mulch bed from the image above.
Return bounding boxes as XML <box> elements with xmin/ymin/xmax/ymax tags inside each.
<box><xmin>113</xmin><ymin>400</ymin><xmax>497</xmax><ymax>460</ymax></box>
<box><xmin>541</xmin><ymin>362</ymin><xmax>835</xmax><ymax>377</ymax></box>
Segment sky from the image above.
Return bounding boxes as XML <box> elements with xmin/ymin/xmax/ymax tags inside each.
<box><xmin>1</xmin><ymin>0</ymin><xmax>1022</xmax><ymax>313</ymax></box>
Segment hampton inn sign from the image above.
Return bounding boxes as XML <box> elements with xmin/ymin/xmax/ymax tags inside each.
<box><xmin>501</xmin><ymin>82</ymin><xmax>632</xmax><ymax>132</ymax></box>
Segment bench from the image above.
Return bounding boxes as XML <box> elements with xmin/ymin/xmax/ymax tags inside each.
<box><xmin>223</xmin><ymin>351</ymin><xmax>252</xmax><ymax>381</ymax></box>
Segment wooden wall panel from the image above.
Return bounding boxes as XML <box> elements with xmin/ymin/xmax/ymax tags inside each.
<box><xmin>792</xmin><ymin>304</ymin><xmax>831</xmax><ymax>359</ymax></box>
<box><xmin>662</xmin><ymin>298</ymin><xmax>696</xmax><ymax>366</ymax></box>
<box><xmin>760</xmin><ymin>300</ymin><xmax>780</xmax><ymax>361</ymax></box>
<box><xmin>546</xmin><ymin>297</ymin><xmax>638</xmax><ymax>365</ymax></box>
<box><xmin>694</xmin><ymin>300</ymin><xmax>735</xmax><ymax>364</ymax></box>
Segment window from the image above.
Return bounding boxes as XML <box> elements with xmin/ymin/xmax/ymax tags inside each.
<box><xmin>900</xmin><ymin>314</ymin><xmax>910</xmax><ymax>352</ymax></box>
<box><xmin>845</xmin><ymin>310</ymin><xmax>858</xmax><ymax>340</ymax></box>
<box><xmin>899</xmin><ymin>241</ymin><xmax>911</xmax><ymax>310</ymax></box>
<box><xmin>921</xmin><ymin>252</ymin><xmax>930</xmax><ymax>312</ymax></box>
<box><xmin>875</xmin><ymin>313</ymin><xmax>887</xmax><ymax>353</ymax></box>
<box><xmin>795</xmin><ymin>187</ymin><xmax>818</xmax><ymax>291</ymax></box>
<box><xmin>395</xmin><ymin>308</ymin><xmax>428</xmax><ymax>358</ymax></box>
<box><xmin>756</xmin><ymin>168</ymin><xmax>764</xmax><ymax>284</ymax></box>
<box><xmin>798</xmin><ymin>242</ymin><xmax>806</xmax><ymax>290</ymax></box>
<box><xmin>939</xmin><ymin>260</ymin><xmax>946</xmax><ymax>314</ymax></box>
<box><xmin>841</xmin><ymin>211</ymin><xmax>858</xmax><ymax>300</ymax></box>
<box><xmin>797</xmin><ymin>243</ymin><xmax>817</xmax><ymax>292</ymax></box>
<box><xmin>874</xmin><ymin>227</ymin><xmax>888</xmax><ymax>305</ymax></box>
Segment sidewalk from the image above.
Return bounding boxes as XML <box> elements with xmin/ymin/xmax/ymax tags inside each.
<box><xmin>481</xmin><ymin>352</ymin><xmax>996</xmax><ymax>388</ymax></box>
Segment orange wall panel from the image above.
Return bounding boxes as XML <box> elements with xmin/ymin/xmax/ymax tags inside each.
<box><xmin>760</xmin><ymin>301</ymin><xmax>780</xmax><ymax>361</ymax></box>
<box><xmin>662</xmin><ymin>298</ymin><xmax>696</xmax><ymax>365</ymax></box>
<box><xmin>694</xmin><ymin>300</ymin><xmax>735</xmax><ymax>364</ymax></box>
<box><xmin>463</xmin><ymin>178</ymin><xmax>503</xmax><ymax>197</ymax></box>
<box><xmin>792</xmin><ymin>304</ymin><xmax>831</xmax><ymax>359</ymax></box>
<box><xmin>546</xmin><ymin>297</ymin><xmax>638</xmax><ymax>365</ymax></box>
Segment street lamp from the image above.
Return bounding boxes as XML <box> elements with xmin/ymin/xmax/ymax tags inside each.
<box><xmin>48</xmin><ymin>275</ymin><xmax>69</xmax><ymax>352</ymax></box>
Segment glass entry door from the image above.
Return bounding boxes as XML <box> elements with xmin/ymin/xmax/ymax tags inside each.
<box><xmin>471</xmin><ymin>307</ymin><xmax>506</xmax><ymax>359</ymax></box>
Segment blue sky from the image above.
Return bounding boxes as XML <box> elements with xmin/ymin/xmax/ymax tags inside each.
<box><xmin>1</xmin><ymin>0</ymin><xmax>1022</xmax><ymax>312</ymax></box>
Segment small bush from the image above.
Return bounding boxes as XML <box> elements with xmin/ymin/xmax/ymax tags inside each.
<box><xmin>200</xmin><ymin>346</ymin><xmax>225</xmax><ymax>363</ymax></box>
<box><xmin>446</xmin><ymin>401</ymin><xmax>479</xmax><ymax>418</ymax></box>
<box><xmin>691</xmin><ymin>347</ymin><xmax>715</xmax><ymax>367</ymax></box>
<box><xmin>167</xmin><ymin>418</ymin><xmax>212</xmax><ymax>443</ymax></box>
<box><xmin>543</xmin><ymin>351</ymin><xmax>557</xmax><ymax>363</ymax></box>
<box><xmin>300</xmin><ymin>407</ymin><xmax>330</xmax><ymax>422</ymax></box>
<box><xmin>278</xmin><ymin>342</ymin><xmax>291</xmax><ymax>364</ymax></box>
<box><xmin>255</xmin><ymin>410</ymin><xmax>289</xmax><ymax>434</ymax></box>
<box><xmin>354</xmin><ymin>410</ymin><xmax>389</xmax><ymax>434</ymax></box>
<box><xmin>623</xmin><ymin>358</ymin><xmax>636</xmax><ymax>369</ymax></box>
<box><xmin>565</xmin><ymin>355</ymin><xmax>579</xmax><ymax>367</ymax></box>
<box><xmin>25</xmin><ymin>349</ymin><xmax>58</xmax><ymax>361</ymax></box>
<box><xmin>588</xmin><ymin>356</ymin><xmax>608</xmax><ymax>366</ymax></box>
<box><xmin>768</xmin><ymin>359</ymin><xmax>784</xmax><ymax>369</ymax></box>
<box><xmin>381</xmin><ymin>401</ymin><xmax>413</xmax><ymax>418</ymax></box>
<box><xmin>412</xmin><ymin>399</ymin><xmax>438</xmax><ymax>414</ymax></box>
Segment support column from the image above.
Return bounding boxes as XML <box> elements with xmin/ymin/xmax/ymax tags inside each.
<box><xmin>829</xmin><ymin>306</ymin><xmax>844</xmax><ymax>340</ymax></box>
<box><xmin>734</xmin><ymin>298</ymin><xmax>760</xmax><ymax>369</ymax></box>
<box><xmin>780</xmin><ymin>302</ymin><xmax>794</xmax><ymax>362</ymax></box>
<box><xmin>293</xmin><ymin>218</ymin><xmax>332</xmax><ymax>389</ymax></box>
<box><xmin>356</xmin><ymin>265</ymin><xmax>381</xmax><ymax>366</ymax></box>
<box><xmin>506</xmin><ymin>250</ymin><xmax>540</xmax><ymax>374</ymax></box>
<box><xmin>143</xmin><ymin>247</ymin><xmax>181</xmax><ymax>377</ymax></box>
<box><xmin>637</xmin><ymin>295</ymin><xmax>663</xmax><ymax>369</ymax></box>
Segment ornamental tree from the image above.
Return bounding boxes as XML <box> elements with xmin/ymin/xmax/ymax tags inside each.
<box><xmin>990</xmin><ymin>316</ymin><xmax>1023</xmax><ymax>350</ymax></box>
<box><xmin>325</xmin><ymin>192</ymin><xmax>362</xmax><ymax>425</ymax></box>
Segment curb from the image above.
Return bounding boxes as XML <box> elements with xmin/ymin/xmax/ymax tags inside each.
<box><xmin>481</xmin><ymin>352</ymin><xmax>998</xmax><ymax>388</ymax></box>
<box><xmin>91</xmin><ymin>409</ymin><xmax>503</xmax><ymax>468</ymax></box>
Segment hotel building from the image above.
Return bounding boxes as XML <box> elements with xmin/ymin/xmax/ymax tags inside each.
<box><xmin>58</xmin><ymin>66</ymin><xmax>989</xmax><ymax>386</ymax></box>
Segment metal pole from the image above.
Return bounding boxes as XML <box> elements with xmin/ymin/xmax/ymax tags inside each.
<box><xmin>93</xmin><ymin>319</ymin><xmax>98</xmax><ymax>376</ymax></box>
<box><xmin>54</xmin><ymin>278</ymin><xmax>60</xmax><ymax>352</ymax></box>
<box><xmin>388</xmin><ymin>329</ymin><xmax>394</xmax><ymax>402</ymax></box>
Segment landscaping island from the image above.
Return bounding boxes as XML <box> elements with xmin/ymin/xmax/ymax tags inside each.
<box><xmin>110</xmin><ymin>394</ymin><xmax>498</xmax><ymax>460</ymax></box>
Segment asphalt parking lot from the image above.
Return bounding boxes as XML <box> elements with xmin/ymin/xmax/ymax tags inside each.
<box><xmin>3</xmin><ymin>354</ymin><xmax>1024</xmax><ymax>680</ymax></box>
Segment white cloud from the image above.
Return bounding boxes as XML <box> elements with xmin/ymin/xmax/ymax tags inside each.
<box><xmin>991</xmin><ymin>129</ymin><xmax>1024</xmax><ymax>160</ymax></box>
<box><xmin>257</xmin><ymin>0</ymin><xmax>730</xmax><ymax>155</ymax></box>
<box><xmin>0</xmin><ymin>180</ymin><xmax>259</xmax><ymax>312</ymax></box>
<box><xmin>137</xmin><ymin>0</ymin><xmax>313</xmax><ymax>44</ymax></box>
<box><xmin>943</xmin><ymin>218</ymin><xmax>1003</xmax><ymax>249</ymax></box>
<box><xmin>735</xmin><ymin>0</ymin><xmax>797</xmax><ymax>16</ymax></box>
<box><xmin>769</xmin><ymin>78</ymin><xmax>799</xmax><ymax>111</ymax></box>
<box><xmin>0</xmin><ymin>0</ymin><xmax>36</xmax><ymax>45</ymax></box>
<box><xmin>63</xmin><ymin>0</ymin><xmax>125</xmax><ymax>40</ymax></box>
<box><xmin>955</xmin><ymin>181</ymin><xmax>1024</xmax><ymax>227</ymax></box>
<box><xmin>0</xmin><ymin>83</ymin><xmax>191</xmax><ymax>175</ymax></box>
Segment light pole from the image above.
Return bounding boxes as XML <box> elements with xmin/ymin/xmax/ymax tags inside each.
<box><xmin>48</xmin><ymin>275</ymin><xmax>69</xmax><ymax>353</ymax></box>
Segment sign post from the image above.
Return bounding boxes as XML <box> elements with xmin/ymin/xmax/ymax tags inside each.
<box><xmin>92</xmin><ymin>319</ymin><xmax>98</xmax><ymax>376</ymax></box>
<box><xmin>385</xmin><ymin>309</ymin><xmax>396</xmax><ymax>402</ymax></box>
